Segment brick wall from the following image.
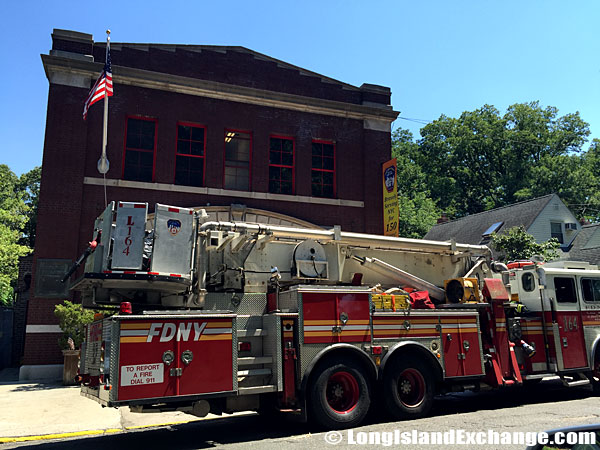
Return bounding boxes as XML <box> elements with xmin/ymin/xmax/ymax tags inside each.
<box><xmin>23</xmin><ymin>30</ymin><xmax>396</xmax><ymax>367</ymax></box>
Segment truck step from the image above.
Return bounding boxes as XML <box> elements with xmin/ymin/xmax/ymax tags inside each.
<box><xmin>238</xmin><ymin>368</ymin><xmax>272</xmax><ymax>377</ymax></box>
<box><xmin>562</xmin><ymin>378</ymin><xmax>591</xmax><ymax>388</ymax></box>
<box><xmin>238</xmin><ymin>356</ymin><xmax>273</xmax><ymax>366</ymax></box>
<box><xmin>238</xmin><ymin>329</ymin><xmax>267</xmax><ymax>337</ymax></box>
<box><xmin>238</xmin><ymin>385</ymin><xmax>277</xmax><ymax>395</ymax></box>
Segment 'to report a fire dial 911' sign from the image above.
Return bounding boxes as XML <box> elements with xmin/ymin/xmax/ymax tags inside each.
<box><xmin>120</xmin><ymin>363</ymin><xmax>164</xmax><ymax>386</ymax></box>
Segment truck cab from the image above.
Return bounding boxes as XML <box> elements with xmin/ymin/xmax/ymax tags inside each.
<box><xmin>507</xmin><ymin>261</ymin><xmax>600</xmax><ymax>376</ymax></box>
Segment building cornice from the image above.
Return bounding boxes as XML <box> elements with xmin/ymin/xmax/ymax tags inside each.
<box><xmin>41</xmin><ymin>54</ymin><xmax>399</xmax><ymax>124</ymax></box>
<box><xmin>83</xmin><ymin>177</ymin><xmax>365</xmax><ymax>208</ymax></box>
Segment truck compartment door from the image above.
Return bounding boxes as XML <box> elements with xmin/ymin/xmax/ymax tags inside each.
<box><xmin>551</xmin><ymin>276</ymin><xmax>588</xmax><ymax>370</ymax></box>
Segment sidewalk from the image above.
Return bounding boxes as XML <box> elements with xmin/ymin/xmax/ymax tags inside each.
<box><xmin>0</xmin><ymin>369</ymin><xmax>230</xmax><ymax>443</ymax></box>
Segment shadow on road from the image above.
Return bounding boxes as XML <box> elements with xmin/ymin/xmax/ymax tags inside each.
<box><xmin>7</xmin><ymin>414</ymin><xmax>311</xmax><ymax>450</ymax></box>
<box><xmin>10</xmin><ymin>379</ymin><xmax>595</xmax><ymax>449</ymax></box>
<box><xmin>9</xmin><ymin>383</ymin><xmax>74</xmax><ymax>392</ymax></box>
<box><xmin>365</xmin><ymin>378</ymin><xmax>593</xmax><ymax>425</ymax></box>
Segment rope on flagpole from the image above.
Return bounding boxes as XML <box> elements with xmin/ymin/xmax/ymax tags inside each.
<box><xmin>98</xmin><ymin>29</ymin><xmax>111</xmax><ymax>206</ymax></box>
<box><xmin>103</xmin><ymin>172</ymin><xmax>107</xmax><ymax>207</ymax></box>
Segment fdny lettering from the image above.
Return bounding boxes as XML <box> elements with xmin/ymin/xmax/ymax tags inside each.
<box><xmin>147</xmin><ymin>322</ymin><xmax>207</xmax><ymax>342</ymax></box>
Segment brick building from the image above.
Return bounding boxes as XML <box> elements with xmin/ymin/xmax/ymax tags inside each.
<box><xmin>21</xmin><ymin>29</ymin><xmax>398</xmax><ymax>379</ymax></box>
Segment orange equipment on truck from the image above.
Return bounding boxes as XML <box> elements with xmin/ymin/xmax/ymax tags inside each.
<box><xmin>66</xmin><ymin>201</ymin><xmax>600</xmax><ymax>429</ymax></box>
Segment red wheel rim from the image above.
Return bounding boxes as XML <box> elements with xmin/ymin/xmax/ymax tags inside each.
<box><xmin>397</xmin><ymin>368</ymin><xmax>425</xmax><ymax>408</ymax></box>
<box><xmin>326</xmin><ymin>371</ymin><xmax>359</xmax><ymax>414</ymax></box>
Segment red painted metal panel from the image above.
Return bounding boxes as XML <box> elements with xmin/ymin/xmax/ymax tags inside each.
<box><xmin>302</xmin><ymin>291</ymin><xmax>370</xmax><ymax>344</ymax></box>
<box><xmin>118</xmin><ymin>320</ymin><xmax>176</xmax><ymax>401</ymax></box>
<box><xmin>442</xmin><ymin>318</ymin><xmax>462</xmax><ymax>378</ymax></box>
<box><xmin>302</xmin><ymin>292</ymin><xmax>337</xmax><ymax>344</ymax></box>
<box><xmin>555</xmin><ymin>311</ymin><xmax>588</xmax><ymax>369</ymax></box>
<box><xmin>460</xmin><ymin>329</ymin><xmax>483</xmax><ymax>376</ymax></box>
<box><xmin>117</xmin><ymin>317</ymin><xmax>233</xmax><ymax>401</ymax></box>
<box><xmin>281</xmin><ymin>318</ymin><xmax>297</xmax><ymax>407</ymax></box>
<box><xmin>441</xmin><ymin>315</ymin><xmax>482</xmax><ymax>377</ymax></box>
<box><xmin>519</xmin><ymin>316</ymin><xmax>550</xmax><ymax>373</ymax></box>
<box><xmin>372</xmin><ymin>315</ymin><xmax>439</xmax><ymax>340</ymax></box>
<box><xmin>583</xmin><ymin>310</ymin><xmax>600</xmax><ymax>327</ymax></box>
<box><xmin>482</xmin><ymin>278</ymin><xmax>509</xmax><ymax>302</ymax></box>
<box><xmin>178</xmin><ymin>318</ymin><xmax>233</xmax><ymax>395</ymax></box>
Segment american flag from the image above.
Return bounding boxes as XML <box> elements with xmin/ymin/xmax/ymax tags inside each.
<box><xmin>83</xmin><ymin>46</ymin><xmax>113</xmax><ymax>120</ymax></box>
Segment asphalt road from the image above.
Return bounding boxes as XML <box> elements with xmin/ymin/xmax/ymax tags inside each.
<box><xmin>5</xmin><ymin>379</ymin><xmax>599</xmax><ymax>450</ymax></box>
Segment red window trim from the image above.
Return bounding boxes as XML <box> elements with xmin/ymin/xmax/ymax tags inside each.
<box><xmin>223</xmin><ymin>128</ymin><xmax>253</xmax><ymax>191</ymax></box>
<box><xmin>174</xmin><ymin>121</ymin><xmax>207</xmax><ymax>186</ymax></box>
<box><xmin>121</xmin><ymin>115</ymin><xmax>158</xmax><ymax>182</ymax></box>
<box><xmin>311</xmin><ymin>139</ymin><xmax>336</xmax><ymax>198</ymax></box>
<box><xmin>268</xmin><ymin>134</ymin><xmax>295</xmax><ymax>195</ymax></box>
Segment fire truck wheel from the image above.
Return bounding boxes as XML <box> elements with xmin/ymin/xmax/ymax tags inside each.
<box><xmin>309</xmin><ymin>358</ymin><xmax>371</xmax><ymax>429</ymax></box>
<box><xmin>383</xmin><ymin>358</ymin><xmax>434</xmax><ymax>419</ymax></box>
<box><xmin>591</xmin><ymin>361</ymin><xmax>600</xmax><ymax>395</ymax></box>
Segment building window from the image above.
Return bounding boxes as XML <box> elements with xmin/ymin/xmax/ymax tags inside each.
<box><xmin>123</xmin><ymin>117</ymin><xmax>156</xmax><ymax>182</ymax></box>
<box><xmin>550</xmin><ymin>222</ymin><xmax>564</xmax><ymax>244</ymax></box>
<box><xmin>311</xmin><ymin>140</ymin><xmax>335</xmax><ymax>198</ymax></box>
<box><xmin>224</xmin><ymin>130</ymin><xmax>251</xmax><ymax>191</ymax></box>
<box><xmin>175</xmin><ymin>123</ymin><xmax>205</xmax><ymax>187</ymax></box>
<box><xmin>269</xmin><ymin>136</ymin><xmax>294</xmax><ymax>195</ymax></box>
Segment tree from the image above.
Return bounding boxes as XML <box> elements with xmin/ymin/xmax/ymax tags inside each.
<box><xmin>17</xmin><ymin>166</ymin><xmax>41</xmax><ymax>248</ymax></box>
<box><xmin>0</xmin><ymin>165</ymin><xmax>32</xmax><ymax>305</ymax></box>
<box><xmin>568</xmin><ymin>138</ymin><xmax>600</xmax><ymax>223</ymax></box>
<box><xmin>391</xmin><ymin>128</ymin><xmax>440</xmax><ymax>238</ymax></box>
<box><xmin>417</xmin><ymin>102</ymin><xmax>592</xmax><ymax>218</ymax></box>
<box><xmin>491</xmin><ymin>226</ymin><xmax>560</xmax><ymax>262</ymax></box>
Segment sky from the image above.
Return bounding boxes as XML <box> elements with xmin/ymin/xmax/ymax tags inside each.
<box><xmin>1</xmin><ymin>1</ymin><xmax>599</xmax><ymax>176</ymax></box>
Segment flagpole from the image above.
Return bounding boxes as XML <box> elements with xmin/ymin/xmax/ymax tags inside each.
<box><xmin>98</xmin><ymin>29</ymin><xmax>111</xmax><ymax>206</ymax></box>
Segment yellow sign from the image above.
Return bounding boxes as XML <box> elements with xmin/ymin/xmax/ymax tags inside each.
<box><xmin>382</xmin><ymin>158</ymin><xmax>399</xmax><ymax>236</ymax></box>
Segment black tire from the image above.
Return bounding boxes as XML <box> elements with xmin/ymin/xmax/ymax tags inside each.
<box><xmin>590</xmin><ymin>358</ymin><xmax>600</xmax><ymax>395</ymax></box>
<box><xmin>590</xmin><ymin>376</ymin><xmax>600</xmax><ymax>395</ymax></box>
<box><xmin>308</xmin><ymin>357</ymin><xmax>371</xmax><ymax>429</ymax></box>
<box><xmin>383</xmin><ymin>357</ymin><xmax>435</xmax><ymax>420</ymax></box>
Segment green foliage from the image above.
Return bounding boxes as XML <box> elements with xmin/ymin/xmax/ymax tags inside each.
<box><xmin>0</xmin><ymin>165</ymin><xmax>32</xmax><ymax>306</ymax></box>
<box><xmin>392</xmin><ymin>128</ymin><xmax>440</xmax><ymax>238</ymax></box>
<box><xmin>491</xmin><ymin>226</ymin><xmax>561</xmax><ymax>262</ymax></box>
<box><xmin>53</xmin><ymin>300</ymin><xmax>96</xmax><ymax>349</ymax></box>
<box><xmin>574</xmin><ymin>139</ymin><xmax>600</xmax><ymax>223</ymax></box>
<box><xmin>416</xmin><ymin>102</ymin><xmax>594</xmax><ymax>219</ymax></box>
<box><xmin>18</xmin><ymin>167</ymin><xmax>41</xmax><ymax>249</ymax></box>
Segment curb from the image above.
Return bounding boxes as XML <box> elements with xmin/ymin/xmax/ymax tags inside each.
<box><xmin>0</xmin><ymin>420</ymin><xmax>193</xmax><ymax>443</ymax></box>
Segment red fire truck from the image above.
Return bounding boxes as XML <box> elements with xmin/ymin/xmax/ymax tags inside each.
<box><xmin>68</xmin><ymin>201</ymin><xmax>600</xmax><ymax>429</ymax></box>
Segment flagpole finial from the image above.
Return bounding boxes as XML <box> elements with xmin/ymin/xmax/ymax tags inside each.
<box><xmin>106</xmin><ymin>29</ymin><xmax>111</xmax><ymax>35</ymax></box>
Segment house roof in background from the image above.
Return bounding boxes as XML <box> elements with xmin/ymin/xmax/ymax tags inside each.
<box><xmin>424</xmin><ymin>194</ymin><xmax>555</xmax><ymax>245</ymax></box>
<box><xmin>567</xmin><ymin>223</ymin><xmax>600</xmax><ymax>265</ymax></box>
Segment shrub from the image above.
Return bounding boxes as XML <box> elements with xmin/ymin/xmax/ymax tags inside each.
<box><xmin>53</xmin><ymin>300</ymin><xmax>96</xmax><ymax>350</ymax></box>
